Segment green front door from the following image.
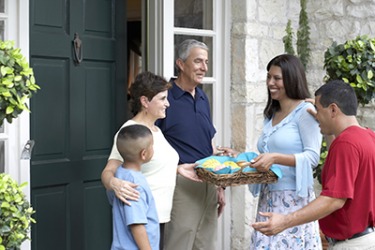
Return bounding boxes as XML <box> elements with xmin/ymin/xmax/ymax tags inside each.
<box><xmin>29</xmin><ymin>0</ymin><xmax>127</xmax><ymax>249</ymax></box>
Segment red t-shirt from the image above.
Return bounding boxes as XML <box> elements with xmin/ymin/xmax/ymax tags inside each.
<box><xmin>319</xmin><ymin>126</ymin><xmax>375</xmax><ymax>240</ymax></box>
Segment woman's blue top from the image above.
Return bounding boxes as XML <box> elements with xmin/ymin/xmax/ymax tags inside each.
<box><xmin>254</xmin><ymin>101</ymin><xmax>322</xmax><ymax>197</ymax></box>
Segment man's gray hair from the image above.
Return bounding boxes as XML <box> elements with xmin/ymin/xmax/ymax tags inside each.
<box><xmin>175</xmin><ymin>39</ymin><xmax>209</xmax><ymax>73</ymax></box>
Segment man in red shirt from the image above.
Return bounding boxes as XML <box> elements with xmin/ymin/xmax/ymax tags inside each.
<box><xmin>252</xmin><ymin>79</ymin><xmax>375</xmax><ymax>249</ymax></box>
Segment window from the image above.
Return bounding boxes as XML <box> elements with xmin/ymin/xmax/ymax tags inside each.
<box><xmin>174</xmin><ymin>0</ymin><xmax>212</xmax><ymax>30</ymax></box>
<box><xmin>172</xmin><ymin>0</ymin><xmax>230</xmax><ymax>147</ymax></box>
<box><xmin>0</xmin><ymin>0</ymin><xmax>5</xmax><ymax>40</ymax></box>
<box><xmin>174</xmin><ymin>0</ymin><xmax>214</xmax><ymax>114</ymax></box>
<box><xmin>0</xmin><ymin>20</ymin><xmax>4</xmax><ymax>41</ymax></box>
<box><xmin>148</xmin><ymin>0</ymin><xmax>230</xmax><ymax>146</ymax></box>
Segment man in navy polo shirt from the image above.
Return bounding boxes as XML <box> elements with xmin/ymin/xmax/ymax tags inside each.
<box><xmin>156</xmin><ymin>39</ymin><xmax>225</xmax><ymax>250</ymax></box>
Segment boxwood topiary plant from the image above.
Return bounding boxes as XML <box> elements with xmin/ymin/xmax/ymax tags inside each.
<box><xmin>0</xmin><ymin>40</ymin><xmax>40</xmax><ymax>126</ymax></box>
<box><xmin>0</xmin><ymin>173</ymin><xmax>36</xmax><ymax>250</ymax></box>
<box><xmin>324</xmin><ymin>35</ymin><xmax>375</xmax><ymax>106</ymax></box>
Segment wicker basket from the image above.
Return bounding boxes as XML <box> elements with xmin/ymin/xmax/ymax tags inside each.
<box><xmin>195</xmin><ymin>167</ymin><xmax>278</xmax><ymax>188</ymax></box>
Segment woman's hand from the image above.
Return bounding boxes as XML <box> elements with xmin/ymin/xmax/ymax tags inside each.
<box><xmin>110</xmin><ymin>177</ymin><xmax>139</xmax><ymax>206</ymax></box>
<box><xmin>249</xmin><ymin>153</ymin><xmax>275</xmax><ymax>172</ymax></box>
<box><xmin>305</xmin><ymin>98</ymin><xmax>318</xmax><ymax>119</ymax></box>
<box><xmin>102</xmin><ymin>159</ymin><xmax>140</xmax><ymax>205</ymax></box>
<box><xmin>177</xmin><ymin>163</ymin><xmax>202</xmax><ymax>182</ymax></box>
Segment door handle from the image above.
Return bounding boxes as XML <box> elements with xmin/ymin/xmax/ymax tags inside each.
<box><xmin>73</xmin><ymin>32</ymin><xmax>83</xmax><ymax>64</ymax></box>
<box><xmin>20</xmin><ymin>140</ymin><xmax>35</xmax><ymax>160</ymax></box>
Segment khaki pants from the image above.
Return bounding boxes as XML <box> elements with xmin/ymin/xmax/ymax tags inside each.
<box><xmin>163</xmin><ymin>175</ymin><xmax>218</xmax><ymax>250</ymax></box>
<box><xmin>328</xmin><ymin>231</ymin><xmax>375</xmax><ymax>250</ymax></box>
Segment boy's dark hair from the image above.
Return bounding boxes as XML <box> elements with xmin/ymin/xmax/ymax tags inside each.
<box><xmin>315</xmin><ymin>79</ymin><xmax>358</xmax><ymax>116</ymax></box>
<box><xmin>116</xmin><ymin>124</ymin><xmax>152</xmax><ymax>162</ymax></box>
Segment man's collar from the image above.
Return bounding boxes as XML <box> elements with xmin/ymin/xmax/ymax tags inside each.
<box><xmin>170</xmin><ymin>80</ymin><xmax>205</xmax><ymax>100</ymax></box>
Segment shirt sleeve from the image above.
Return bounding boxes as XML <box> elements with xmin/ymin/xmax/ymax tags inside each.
<box><xmin>124</xmin><ymin>187</ymin><xmax>149</xmax><ymax>226</ymax></box>
<box><xmin>294</xmin><ymin>103</ymin><xmax>322</xmax><ymax>197</ymax></box>
<box><xmin>321</xmin><ymin>141</ymin><xmax>359</xmax><ymax>199</ymax></box>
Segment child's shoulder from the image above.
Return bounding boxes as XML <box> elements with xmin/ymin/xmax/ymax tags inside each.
<box><xmin>115</xmin><ymin>167</ymin><xmax>138</xmax><ymax>181</ymax></box>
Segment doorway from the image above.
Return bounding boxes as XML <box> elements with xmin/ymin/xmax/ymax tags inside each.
<box><xmin>29</xmin><ymin>0</ymin><xmax>127</xmax><ymax>249</ymax></box>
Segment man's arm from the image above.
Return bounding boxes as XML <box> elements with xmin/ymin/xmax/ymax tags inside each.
<box><xmin>130</xmin><ymin>224</ymin><xmax>152</xmax><ymax>250</ymax></box>
<box><xmin>252</xmin><ymin>195</ymin><xmax>346</xmax><ymax>235</ymax></box>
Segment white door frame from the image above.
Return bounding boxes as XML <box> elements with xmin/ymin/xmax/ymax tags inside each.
<box><xmin>3</xmin><ymin>0</ymin><xmax>31</xmax><ymax>193</ymax></box>
<box><xmin>2</xmin><ymin>1</ymin><xmax>31</xmax><ymax>249</ymax></box>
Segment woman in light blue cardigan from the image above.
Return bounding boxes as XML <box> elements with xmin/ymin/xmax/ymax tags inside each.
<box><xmin>249</xmin><ymin>54</ymin><xmax>322</xmax><ymax>249</ymax></box>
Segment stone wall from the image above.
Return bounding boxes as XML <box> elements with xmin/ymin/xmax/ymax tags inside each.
<box><xmin>230</xmin><ymin>0</ymin><xmax>375</xmax><ymax>249</ymax></box>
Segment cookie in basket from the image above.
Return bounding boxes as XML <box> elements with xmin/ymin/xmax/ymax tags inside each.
<box><xmin>201</xmin><ymin>158</ymin><xmax>221</xmax><ymax>169</ymax></box>
<box><xmin>222</xmin><ymin>161</ymin><xmax>241</xmax><ymax>173</ymax></box>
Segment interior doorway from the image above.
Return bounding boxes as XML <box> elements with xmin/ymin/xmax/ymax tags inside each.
<box><xmin>126</xmin><ymin>0</ymin><xmax>144</xmax><ymax>118</ymax></box>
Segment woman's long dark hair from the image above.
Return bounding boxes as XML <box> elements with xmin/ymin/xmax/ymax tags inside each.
<box><xmin>264</xmin><ymin>54</ymin><xmax>310</xmax><ymax>119</ymax></box>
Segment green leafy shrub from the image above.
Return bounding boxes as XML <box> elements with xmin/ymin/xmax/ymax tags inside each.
<box><xmin>313</xmin><ymin>140</ymin><xmax>327</xmax><ymax>184</ymax></box>
<box><xmin>0</xmin><ymin>40</ymin><xmax>40</xmax><ymax>125</ymax></box>
<box><xmin>324</xmin><ymin>35</ymin><xmax>375</xmax><ymax>105</ymax></box>
<box><xmin>0</xmin><ymin>173</ymin><xmax>36</xmax><ymax>250</ymax></box>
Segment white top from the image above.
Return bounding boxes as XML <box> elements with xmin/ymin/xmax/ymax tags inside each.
<box><xmin>108</xmin><ymin>120</ymin><xmax>179</xmax><ymax>223</ymax></box>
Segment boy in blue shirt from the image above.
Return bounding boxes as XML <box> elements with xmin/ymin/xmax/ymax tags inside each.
<box><xmin>107</xmin><ymin>124</ymin><xmax>159</xmax><ymax>250</ymax></box>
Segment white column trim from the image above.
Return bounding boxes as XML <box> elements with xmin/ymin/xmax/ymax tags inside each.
<box><xmin>162</xmin><ymin>0</ymin><xmax>174</xmax><ymax>79</ymax></box>
<box><xmin>214</xmin><ymin>1</ymin><xmax>231</xmax><ymax>249</ymax></box>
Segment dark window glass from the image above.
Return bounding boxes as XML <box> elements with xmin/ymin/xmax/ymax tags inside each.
<box><xmin>174</xmin><ymin>0</ymin><xmax>213</xmax><ymax>30</ymax></box>
<box><xmin>0</xmin><ymin>0</ymin><xmax>4</xmax><ymax>13</ymax></box>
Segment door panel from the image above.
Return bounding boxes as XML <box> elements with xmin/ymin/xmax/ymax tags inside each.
<box><xmin>31</xmin><ymin>58</ymin><xmax>69</xmax><ymax>159</ymax></box>
<box><xmin>32</xmin><ymin>186</ymin><xmax>68</xmax><ymax>250</ymax></box>
<box><xmin>84</xmin><ymin>182</ymin><xmax>112</xmax><ymax>250</ymax></box>
<box><xmin>85</xmin><ymin>61</ymin><xmax>114</xmax><ymax>152</ymax></box>
<box><xmin>30</xmin><ymin>0</ymin><xmax>127</xmax><ymax>249</ymax></box>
